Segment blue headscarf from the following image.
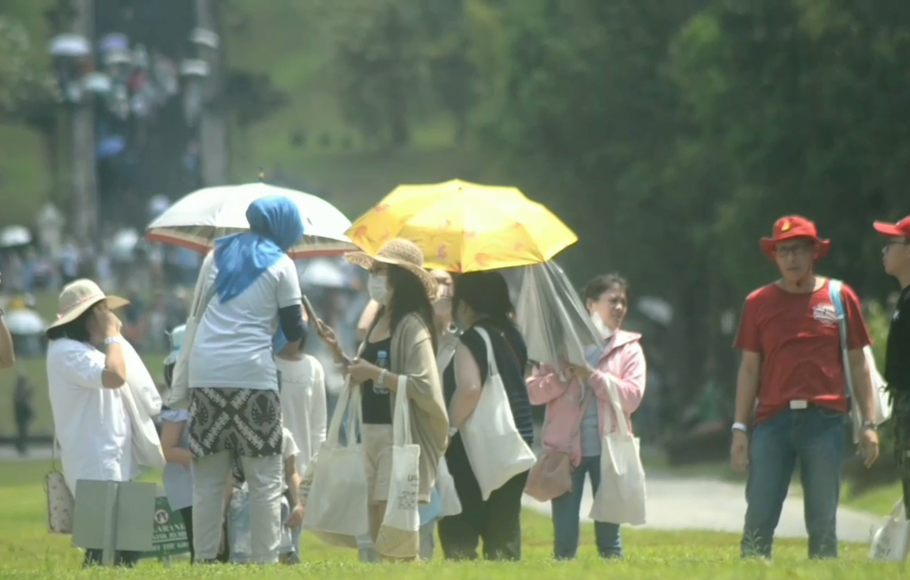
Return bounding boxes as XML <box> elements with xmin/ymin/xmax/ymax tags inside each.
<box><xmin>213</xmin><ymin>196</ymin><xmax>305</xmax><ymax>303</ymax></box>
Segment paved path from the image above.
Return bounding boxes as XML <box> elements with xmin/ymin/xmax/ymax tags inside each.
<box><xmin>521</xmin><ymin>472</ymin><xmax>882</xmax><ymax>543</ymax></box>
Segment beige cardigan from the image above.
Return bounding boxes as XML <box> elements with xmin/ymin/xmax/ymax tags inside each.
<box><xmin>363</xmin><ymin>312</ymin><xmax>449</xmax><ymax>503</ymax></box>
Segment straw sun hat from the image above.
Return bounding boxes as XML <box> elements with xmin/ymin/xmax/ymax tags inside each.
<box><xmin>346</xmin><ymin>238</ymin><xmax>438</xmax><ymax>300</ymax></box>
<box><xmin>46</xmin><ymin>279</ymin><xmax>129</xmax><ymax>332</ymax></box>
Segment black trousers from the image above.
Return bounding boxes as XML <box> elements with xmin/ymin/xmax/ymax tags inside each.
<box><xmin>83</xmin><ymin>549</ymin><xmax>141</xmax><ymax>567</ymax></box>
<box><xmin>437</xmin><ymin>434</ymin><xmax>529</xmax><ymax>561</ymax></box>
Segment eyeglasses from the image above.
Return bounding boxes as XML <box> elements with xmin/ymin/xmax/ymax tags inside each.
<box><xmin>883</xmin><ymin>240</ymin><xmax>910</xmax><ymax>251</ymax></box>
<box><xmin>774</xmin><ymin>244</ymin><xmax>813</xmax><ymax>258</ymax></box>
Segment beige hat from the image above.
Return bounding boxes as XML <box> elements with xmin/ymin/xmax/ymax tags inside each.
<box><xmin>346</xmin><ymin>238</ymin><xmax>438</xmax><ymax>299</ymax></box>
<box><xmin>46</xmin><ymin>279</ymin><xmax>129</xmax><ymax>332</ymax></box>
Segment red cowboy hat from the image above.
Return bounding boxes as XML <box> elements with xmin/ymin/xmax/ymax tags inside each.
<box><xmin>873</xmin><ymin>216</ymin><xmax>910</xmax><ymax>238</ymax></box>
<box><xmin>759</xmin><ymin>215</ymin><xmax>831</xmax><ymax>261</ymax></box>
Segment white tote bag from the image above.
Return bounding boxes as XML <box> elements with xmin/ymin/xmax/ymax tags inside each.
<box><xmin>374</xmin><ymin>376</ymin><xmax>421</xmax><ymax>559</ymax></box>
<box><xmin>589</xmin><ymin>376</ymin><xmax>646</xmax><ymax>525</ymax></box>
<box><xmin>122</xmin><ymin>339</ymin><xmax>162</xmax><ymax>417</ymax></box>
<box><xmin>302</xmin><ymin>383</ymin><xmax>370</xmax><ymax>548</ymax></box>
<box><xmin>437</xmin><ymin>457</ymin><xmax>462</xmax><ymax>517</ymax></box>
<box><xmin>460</xmin><ymin>327</ymin><xmax>537</xmax><ymax>501</ymax></box>
<box><xmin>166</xmin><ymin>253</ymin><xmax>217</xmax><ymax>410</ymax></box>
<box><xmin>871</xmin><ymin>499</ymin><xmax>910</xmax><ymax>562</ymax></box>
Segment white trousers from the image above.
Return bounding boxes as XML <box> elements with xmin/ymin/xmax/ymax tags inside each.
<box><xmin>192</xmin><ymin>452</ymin><xmax>283</xmax><ymax>563</ymax></box>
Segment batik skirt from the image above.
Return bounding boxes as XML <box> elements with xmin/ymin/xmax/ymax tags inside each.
<box><xmin>187</xmin><ymin>387</ymin><xmax>283</xmax><ymax>463</ymax></box>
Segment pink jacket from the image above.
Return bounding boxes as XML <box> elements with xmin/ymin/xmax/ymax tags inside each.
<box><xmin>526</xmin><ymin>330</ymin><xmax>646</xmax><ymax>467</ymax></box>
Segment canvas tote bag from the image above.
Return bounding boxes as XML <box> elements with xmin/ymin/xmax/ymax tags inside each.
<box><xmin>460</xmin><ymin>327</ymin><xmax>537</xmax><ymax>500</ymax></box>
<box><xmin>589</xmin><ymin>375</ymin><xmax>646</xmax><ymax>525</ymax></box>
<box><xmin>374</xmin><ymin>376</ymin><xmax>421</xmax><ymax>559</ymax></box>
<box><xmin>122</xmin><ymin>338</ymin><xmax>162</xmax><ymax>417</ymax></box>
<box><xmin>166</xmin><ymin>254</ymin><xmax>217</xmax><ymax>409</ymax></box>
<box><xmin>45</xmin><ymin>437</ymin><xmax>74</xmax><ymax>534</ymax></box>
<box><xmin>301</xmin><ymin>382</ymin><xmax>370</xmax><ymax>548</ymax></box>
<box><xmin>437</xmin><ymin>457</ymin><xmax>462</xmax><ymax>517</ymax></box>
<box><xmin>871</xmin><ymin>499</ymin><xmax>910</xmax><ymax>562</ymax></box>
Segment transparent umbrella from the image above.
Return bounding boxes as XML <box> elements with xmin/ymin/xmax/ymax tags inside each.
<box><xmin>515</xmin><ymin>261</ymin><xmax>604</xmax><ymax>377</ymax></box>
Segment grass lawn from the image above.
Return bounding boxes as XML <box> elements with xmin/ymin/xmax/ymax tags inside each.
<box><xmin>0</xmin><ymin>459</ymin><xmax>906</xmax><ymax>579</ymax></box>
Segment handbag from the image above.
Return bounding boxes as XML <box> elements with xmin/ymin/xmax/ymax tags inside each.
<box><xmin>828</xmin><ymin>279</ymin><xmax>892</xmax><ymax>442</ymax></box>
<box><xmin>460</xmin><ymin>327</ymin><xmax>537</xmax><ymax>501</ymax></box>
<box><xmin>302</xmin><ymin>380</ymin><xmax>370</xmax><ymax>548</ymax></box>
<box><xmin>589</xmin><ymin>374</ymin><xmax>646</xmax><ymax>525</ymax></box>
<box><xmin>374</xmin><ymin>375</ymin><xmax>421</xmax><ymax>559</ymax></box>
<box><xmin>524</xmin><ymin>448</ymin><xmax>574</xmax><ymax>502</ymax></box>
<box><xmin>122</xmin><ymin>338</ymin><xmax>162</xmax><ymax>417</ymax></box>
<box><xmin>436</xmin><ymin>458</ymin><xmax>462</xmax><ymax>517</ymax></box>
<box><xmin>45</xmin><ymin>437</ymin><xmax>74</xmax><ymax>535</ymax></box>
<box><xmin>871</xmin><ymin>499</ymin><xmax>910</xmax><ymax>561</ymax></box>
<box><xmin>166</xmin><ymin>254</ymin><xmax>217</xmax><ymax>409</ymax></box>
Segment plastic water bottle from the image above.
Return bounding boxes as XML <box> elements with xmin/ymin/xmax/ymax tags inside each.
<box><xmin>374</xmin><ymin>351</ymin><xmax>390</xmax><ymax>395</ymax></box>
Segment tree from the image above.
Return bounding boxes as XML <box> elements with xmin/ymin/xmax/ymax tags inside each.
<box><xmin>0</xmin><ymin>16</ymin><xmax>57</xmax><ymax>117</ymax></box>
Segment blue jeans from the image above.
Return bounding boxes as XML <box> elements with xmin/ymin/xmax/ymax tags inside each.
<box><xmin>551</xmin><ymin>455</ymin><xmax>623</xmax><ymax>559</ymax></box>
<box><xmin>742</xmin><ymin>406</ymin><xmax>846</xmax><ymax>559</ymax></box>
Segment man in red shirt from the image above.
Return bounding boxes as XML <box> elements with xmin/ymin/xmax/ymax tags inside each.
<box><xmin>731</xmin><ymin>215</ymin><xmax>880</xmax><ymax>559</ymax></box>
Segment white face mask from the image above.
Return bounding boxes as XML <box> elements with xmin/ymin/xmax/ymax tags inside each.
<box><xmin>368</xmin><ymin>273</ymin><xmax>389</xmax><ymax>304</ymax></box>
<box><xmin>591</xmin><ymin>311</ymin><xmax>614</xmax><ymax>340</ymax></box>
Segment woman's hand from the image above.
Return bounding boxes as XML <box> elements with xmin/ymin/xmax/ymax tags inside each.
<box><xmin>348</xmin><ymin>358</ymin><xmax>380</xmax><ymax>386</ymax></box>
<box><xmin>286</xmin><ymin>503</ymin><xmax>305</xmax><ymax>529</ymax></box>
<box><xmin>316</xmin><ymin>319</ymin><xmax>347</xmax><ymax>363</ymax></box>
<box><xmin>567</xmin><ymin>363</ymin><xmax>594</xmax><ymax>381</ymax></box>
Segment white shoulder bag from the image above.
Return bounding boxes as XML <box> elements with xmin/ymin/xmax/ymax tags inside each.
<box><xmin>460</xmin><ymin>327</ymin><xmax>537</xmax><ymax>501</ymax></box>
<box><xmin>45</xmin><ymin>437</ymin><xmax>74</xmax><ymax>534</ymax></box>
<box><xmin>166</xmin><ymin>253</ymin><xmax>217</xmax><ymax>409</ymax></box>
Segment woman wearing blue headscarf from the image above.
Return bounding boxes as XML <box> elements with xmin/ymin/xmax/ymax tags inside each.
<box><xmin>186</xmin><ymin>196</ymin><xmax>308</xmax><ymax>565</ymax></box>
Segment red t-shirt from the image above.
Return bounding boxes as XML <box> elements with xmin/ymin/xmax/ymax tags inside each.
<box><xmin>734</xmin><ymin>279</ymin><xmax>871</xmax><ymax>425</ymax></box>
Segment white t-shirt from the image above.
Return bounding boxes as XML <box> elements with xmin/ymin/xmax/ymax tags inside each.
<box><xmin>189</xmin><ymin>254</ymin><xmax>302</xmax><ymax>391</ymax></box>
<box><xmin>47</xmin><ymin>339</ymin><xmax>136</xmax><ymax>494</ymax></box>
<box><xmin>277</xmin><ymin>355</ymin><xmax>327</xmax><ymax>476</ymax></box>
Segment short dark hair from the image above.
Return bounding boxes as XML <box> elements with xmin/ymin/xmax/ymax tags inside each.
<box><xmin>583</xmin><ymin>273</ymin><xmax>629</xmax><ymax>303</ymax></box>
<box><xmin>453</xmin><ymin>271</ymin><xmax>516</xmax><ymax>326</ymax></box>
<box><xmin>45</xmin><ymin>302</ymin><xmax>99</xmax><ymax>343</ymax></box>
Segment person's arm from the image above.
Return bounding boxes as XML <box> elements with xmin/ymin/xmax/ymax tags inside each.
<box><xmin>160</xmin><ymin>419</ymin><xmax>193</xmax><ymax>467</ymax></box>
<box><xmin>733</xmin><ymin>351</ymin><xmax>762</xmax><ymax>425</ymax></box>
<box><xmin>585</xmin><ymin>343</ymin><xmax>647</xmax><ymax>413</ymax></box>
<box><xmin>366</xmin><ymin>315</ymin><xmax>440</xmax><ymax>407</ymax></box>
<box><xmin>0</xmin><ymin>315</ymin><xmax>15</xmax><ymax>368</ymax></box>
<box><xmin>449</xmin><ymin>342</ymin><xmax>483</xmax><ymax>428</ymax></box>
<box><xmin>311</xmin><ymin>361</ymin><xmax>328</xmax><ymax>450</ymax></box>
<box><xmin>60</xmin><ymin>315</ymin><xmax>128</xmax><ymax>390</ymax></box>
<box><xmin>842</xmin><ymin>284</ymin><xmax>877</xmax><ymax>424</ymax></box>
<box><xmin>276</xmin><ymin>258</ymin><xmax>306</xmax><ymax>357</ymax></box>
<box><xmin>525</xmin><ymin>363</ymin><xmax>572</xmax><ymax>405</ymax></box>
<box><xmin>357</xmin><ymin>300</ymin><xmax>379</xmax><ymax>342</ymax></box>
<box><xmin>285</xmin><ymin>454</ymin><xmax>305</xmax><ymax>527</ymax></box>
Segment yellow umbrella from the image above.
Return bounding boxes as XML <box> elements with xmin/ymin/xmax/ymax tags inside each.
<box><xmin>346</xmin><ymin>179</ymin><xmax>578</xmax><ymax>272</ymax></box>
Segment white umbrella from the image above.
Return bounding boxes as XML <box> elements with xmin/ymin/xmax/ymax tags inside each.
<box><xmin>299</xmin><ymin>258</ymin><xmax>348</xmax><ymax>289</ymax></box>
<box><xmin>49</xmin><ymin>34</ymin><xmax>91</xmax><ymax>57</ymax></box>
<box><xmin>146</xmin><ymin>182</ymin><xmax>358</xmax><ymax>258</ymax></box>
<box><xmin>0</xmin><ymin>225</ymin><xmax>31</xmax><ymax>248</ymax></box>
<box><xmin>5</xmin><ymin>309</ymin><xmax>46</xmax><ymax>335</ymax></box>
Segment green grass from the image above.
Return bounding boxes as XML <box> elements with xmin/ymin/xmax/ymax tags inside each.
<box><xmin>0</xmin><ymin>461</ymin><xmax>907</xmax><ymax>579</ymax></box>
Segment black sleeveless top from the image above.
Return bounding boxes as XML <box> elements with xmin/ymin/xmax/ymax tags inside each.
<box><xmin>443</xmin><ymin>319</ymin><xmax>534</xmax><ymax>444</ymax></box>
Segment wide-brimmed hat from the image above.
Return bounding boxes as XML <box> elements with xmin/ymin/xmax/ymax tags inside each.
<box><xmin>873</xmin><ymin>216</ymin><xmax>910</xmax><ymax>238</ymax></box>
<box><xmin>346</xmin><ymin>238</ymin><xmax>438</xmax><ymax>299</ymax></box>
<box><xmin>760</xmin><ymin>215</ymin><xmax>831</xmax><ymax>261</ymax></box>
<box><xmin>46</xmin><ymin>279</ymin><xmax>129</xmax><ymax>332</ymax></box>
